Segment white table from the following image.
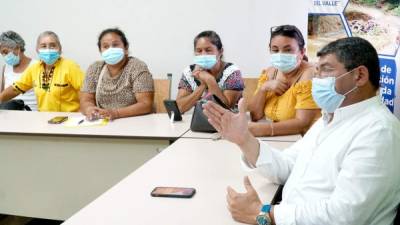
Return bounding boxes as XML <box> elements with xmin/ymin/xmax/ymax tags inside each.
<box><xmin>258</xmin><ymin>134</ymin><xmax>302</xmax><ymax>142</ymax></box>
<box><xmin>0</xmin><ymin>110</ymin><xmax>190</xmax><ymax>139</ymax></box>
<box><xmin>182</xmin><ymin>130</ymin><xmax>302</xmax><ymax>142</ymax></box>
<box><xmin>62</xmin><ymin>138</ymin><xmax>293</xmax><ymax>225</ymax></box>
<box><xmin>180</xmin><ymin>111</ymin><xmax>302</xmax><ymax>142</ymax></box>
<box><xmin>0</xmin><ymin>110</ymin><xmax>191</xmax><ymax>220</ymax></box>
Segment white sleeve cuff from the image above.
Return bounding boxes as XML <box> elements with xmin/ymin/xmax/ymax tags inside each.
<box><xmin>240</xmin><ymin>154</ymin><xmax>256</xmax><ymax>171</ymax></box>
<box><xmin>240</xmin><ymin>140</ymin><xmax>275</xmax><ymax>171</ymax></box>
<box><xmin>256</xmin><ymin>140</ymin><xmax>275</xmax><ymax>167</ymax></box>
<box><xmin>273</xmin><ymin>204</ymin><xmax>296</xmax><ymax>225</ymax></box>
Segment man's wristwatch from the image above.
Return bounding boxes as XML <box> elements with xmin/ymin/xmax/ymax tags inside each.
<box><xmin>256</xmin><ymin>204</ymin><xmax>272</xmax><ymax>225</ymax></box>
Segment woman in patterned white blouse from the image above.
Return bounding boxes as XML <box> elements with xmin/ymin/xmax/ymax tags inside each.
<box><xmin>176</xmin><ymin>30</ymin><xmax>244</xmax><ymax>113</ymax></box>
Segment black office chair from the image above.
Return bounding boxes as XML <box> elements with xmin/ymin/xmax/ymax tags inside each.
<box><xmin>0</xmin><ymin>99</ymin><xmax>31</xmax><ymax>110</ymax></box>
<box><xmin>394</xmin><ymin>205</ymin><xmax>400</xmax><ymax>225</ymax></box>
<box><xmin>271</xmin><ymin>185</ymin><xmax>283</xmax><ymax>205</ymax></box>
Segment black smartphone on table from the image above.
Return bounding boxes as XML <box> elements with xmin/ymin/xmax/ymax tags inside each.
<box><xmin>48</xmin><ymin>116</ymin><xmax>68</xmax><ymax>124</ymax></box>
<box><xmin>163</xmin><ymin>100</ymin><xmax>182</xmax><ymax>121</ymax></box>
<box><xmin>151</xmin><ymin>186</ymin><xmax>196</xmax><ymax>198</ymax></box>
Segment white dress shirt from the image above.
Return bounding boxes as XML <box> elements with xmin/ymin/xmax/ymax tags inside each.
<box><xmin>246</xmin><ymin>96</ymin><xmax>400</xmax><ymax>225</ymax></box>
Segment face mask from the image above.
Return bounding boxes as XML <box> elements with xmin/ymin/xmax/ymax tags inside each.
<box><xmin>194</xmin><ymin>55</ymin><xmax>217</xmax><ymax>69</ymax></box>
<box><xmin>4</xmin><ymin>52</ymin><xmax>20</xmax><ymax>66</ymax></box>
<box><xmin>270</xmin><ymin>53</ymin><xmax>298</xmax><ymax>73</ymax></box>
<box><xmin>38</xmin><ymin>49</ymin><xmax>60</xmax><ymax>65</ymax></box>
<box><xmin>312</xmin><ymin>69</ymin><xmax>357</xmax><ymax>113</ymax></box>
<box><xmin>102</xmin><ymin>48</ymin><xmax>125</xmax><ymax>65</ymax></box>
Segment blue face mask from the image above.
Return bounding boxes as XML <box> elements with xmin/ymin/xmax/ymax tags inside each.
<box><xmin>102</xmin><ymin>48</ymin><xmax>125</xmax><ymax>65</ymax></box>
<box><xmin>194</xmin><ymin>55</ymin><xmax>217</xmax><ymax>69</ymax></box>
<box><xmin>4</xmin><ymin>52</ymin><xmax>20</xmax><ymax>66</ymax></box>
<box><xmin>312</xmin><ymin>69</ymin><xmax>357</xmax><ymax>113</ymax></box>
<box><xmin>38</xmin><ymin>49</ymin><xmax>60</xmax><ymax>65</ymax></box>
<box><xmin>270</xmin><ymin>53</ymin><xmax>298</xmax><ymax>73</ymax></box>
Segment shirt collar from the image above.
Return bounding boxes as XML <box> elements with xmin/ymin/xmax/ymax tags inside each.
<box><xmin>324</xmin><ymin>96</ymin><xmax>381</xmax><ymax>124</ymax></box>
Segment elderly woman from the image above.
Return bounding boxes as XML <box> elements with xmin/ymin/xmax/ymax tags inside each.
<box><xmin>176</xmin><ymin>30</ymin><xmax>244</xmax><ymax>113</ymax></box>
<box><xmin>0</xmin><ymin>31</ymin><xmax>84</xmax><ymax>112</ymax></box>
<box><xmin>80</xmin><ymin>28</ymin><xmax>154</xmax><ymax>120</ymax></box>
<box><xmin>0</xmin><ymin>31</ymin><xmax>37</xmax><ymax>110</ymax></box>
<box><xmin>247</xmin><ymin>25</ymin><xmax>320</xmax><ymax>136</ymax></box>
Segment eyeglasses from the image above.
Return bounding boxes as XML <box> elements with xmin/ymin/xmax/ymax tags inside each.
<box><xmin>270</xmin><ymin>25</ymin><xmax>299</xmax><ymax>35</ymax></box>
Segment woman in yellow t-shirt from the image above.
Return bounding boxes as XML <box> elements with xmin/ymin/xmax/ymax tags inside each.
<box><xmin>0</xmin><ymin>31</ymin><xmax>84</xmax><ymax>112</ymax></box>
<box><xmin>247</xmin><ymin>25</ymin><xmax>320</xmax><ymax>136</ymax></box>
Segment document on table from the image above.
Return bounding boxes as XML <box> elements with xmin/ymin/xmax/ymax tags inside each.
<box><xmin>63</xmin><ymin>116</ymin><xmax>109</xmax><ymax>127</ymax></box>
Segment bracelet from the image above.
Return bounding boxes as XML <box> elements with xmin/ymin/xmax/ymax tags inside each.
<box><xmin>269</xmin><ymin>123</ymin><xmax>274</xmax><ymax>136</ymax></box>
<box><xmin>114</xmin><ymin>109</ymin><xmax>120</xmax><ymax>119</ymax></box>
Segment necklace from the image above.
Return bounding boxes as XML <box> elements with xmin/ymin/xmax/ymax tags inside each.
<box><xmin>41</xmin><ymin>66</ymin><xmax>55</xmax><ymax>92</ymax></box>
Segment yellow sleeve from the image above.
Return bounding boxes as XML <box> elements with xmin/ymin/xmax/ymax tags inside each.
<box><xmin>254</xmin><ymin>69</ymin><xmax>269</xmax><ymax>94</ymax></box>
<box><xmin>294</xmin><ymin>80</ymin><xmax>320</xmax><ymax>109</ymax></box>
<box><xmin>13</xmin><ymin>66</ymin><xmax>34</xmax><ymax>93</ymax></box>
<box><xmin>68</xmin><ymin>61</ymin><xmax>85</xmax><ymax>91</ymax></box>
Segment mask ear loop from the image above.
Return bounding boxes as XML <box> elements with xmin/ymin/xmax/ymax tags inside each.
<box><xmin>343</xmin><ymin>85</ymin><xmax>358</xmax><ymax>96</ymax></box>
<box><xmin>336</xmin><ymin>67</ymin><xmax>358</xmax><ymax>80</ymax></box>
<box><xmin>12</xmin><ymin>47</ymin><xmax>20</xmax><ymax>59</ymax></box>
<box><xmin>340</xmin><ymin>68</ymin><xmax>359</xmax><ymax>96</ymax></box>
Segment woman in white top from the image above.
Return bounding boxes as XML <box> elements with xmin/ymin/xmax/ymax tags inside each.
<box><xmin>0</xmin><ymin>30</ymin><xmax>37</xmax><ymax>110</ymax></box>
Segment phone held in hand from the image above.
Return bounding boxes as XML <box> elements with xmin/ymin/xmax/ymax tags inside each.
<box><xmin>151</xmin><ymin>187</ymin><xmax>196</xmax><ymax>198</ymax></box>
<box><xmin>163</xmin><ymin>100</ymin><xmax>182</xmax><ymax>121</ymax></box>
<box><xmin>48</xmin><ymin>116</ymin><xmax>68</xmax><ymax>124</ymax></box>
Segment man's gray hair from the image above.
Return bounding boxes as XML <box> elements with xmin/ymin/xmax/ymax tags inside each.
<box><xmin>0</xmin><ymin>31</ymin><xmax>26</xmax><ymax>52</ymax></box>
<box><xmin>36</xmin><ymin>31</ymin><xmax>62</xmax><ymax>49</ymax></box>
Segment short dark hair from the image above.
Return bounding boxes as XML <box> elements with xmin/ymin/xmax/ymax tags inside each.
<box><xmin>270</xmin><ymin>25</ymin><xmax>305</xmax><ymax>49</ymax></box>
<box><xmin>193</xmin><ymin>30</ymin><xmax>223</xmax><ymax>51</ymax></box>
<box><xmin>97</xmin><ymin>28</ymin><xmax>129</xmax><ymax>50</ymax></box>
<box><xmin>0</xmin><ymin>30</ymin><xmax>26</xmax><ymax>52</ymax></box>
<box><xmin>317</xmin><ymin>37</ymin><xmax>380</xmax><ymax>90</ymax></box>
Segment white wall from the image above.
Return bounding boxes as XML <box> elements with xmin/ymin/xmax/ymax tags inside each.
<box><xmin>0</xmin><ymin>0</ymin><xmax>308</xmax><ymax>98</ymax></box>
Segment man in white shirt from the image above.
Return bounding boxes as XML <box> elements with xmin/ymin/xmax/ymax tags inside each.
<box><xmin>203</xmin><ymin>37</ymin><xmax>400</xmax><ymax>225</ymax></box>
